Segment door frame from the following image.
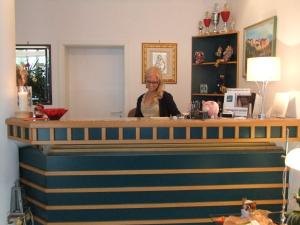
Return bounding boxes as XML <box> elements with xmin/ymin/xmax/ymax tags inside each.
<box><xmin>58</xmin><ymin>41</ymin><xmax>129</xmax><ymax>118</ymax></box>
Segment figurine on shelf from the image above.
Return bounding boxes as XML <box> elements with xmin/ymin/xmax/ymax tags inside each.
<box><xmin>223</xmin><ymin>45</ymin><xmax>234</xmax><ymax>61</ymax></box>
<box><xmin>215</xmin><ymin>46</ymin><xmax>223</xmax><ymax>59</ymax></box>
<box><xmin>215</xmin><ymin>45</ymin><xmax>233</xmax><ymax>67</ymax></box>
<box><xmin>217</xmin><ymin>74</ymin><xmax>226</xmax><ymax>94</ymax></box>
<box><xmin>194</xmin><ymin>51</ymin><xmax>205</xmax><ymax>64</ymax></box>
<box><xmin>34</xmin><ymin>103</ymin><xmax>46</xmax><ymax>118</ymax></box>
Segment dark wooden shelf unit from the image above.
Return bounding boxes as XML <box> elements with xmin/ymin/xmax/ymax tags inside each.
<box><xmin>191</xmin><ymin>32</ymin><xmax>238</xmax><ymax>111</ymax></box>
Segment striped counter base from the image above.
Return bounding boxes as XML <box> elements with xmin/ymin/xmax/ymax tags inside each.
<box><xmin>19</xmin><ymin>142</ymin><xmax>286</xmax><ymax>225</ymax></box>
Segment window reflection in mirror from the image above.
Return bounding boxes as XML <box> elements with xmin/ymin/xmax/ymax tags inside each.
<box><xmin>16</xmin><ymin>44</ymin><xmax>52</xmax><ymax>105</ymax></box>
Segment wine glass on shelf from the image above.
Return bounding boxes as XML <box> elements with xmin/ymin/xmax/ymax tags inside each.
<box><xmin>211</xmin><ymin>3</ymin><xmax>220</xmax><ymax>33</ymax></box>
<box><xmin>221</xmin><ymin>3</ymin><xmax>230</xmax><ymax>32</ymax></box>
<box><xmin>229</xmin><ymin>19</ymin><xmax>236</xmax><ymax>32</ymax></box>
<box><xmin>203</xmin><ymin>11</ymin><xmax>211</xmax><ymax>35</ymax></box>
<box><xmin>198</xmin><ymin>20</ymin><xmax>204</xmax><ymax>36</ymax></box>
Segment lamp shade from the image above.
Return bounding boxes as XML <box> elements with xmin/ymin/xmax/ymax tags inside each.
<box><xmin>247</xmin><ymin>57</ymin><xmax>281</xmax><ymax>82</ymax></box>
<box><xmin>285</xmin><ymin>148</ymin><xmax>300</xmax><ymax>171</ymax></box>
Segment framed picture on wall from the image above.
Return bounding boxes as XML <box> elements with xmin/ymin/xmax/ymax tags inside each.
<box><xmin>142</xmin><ymin>42</ymin><xmax>177</xmax><ymax>84</ymax></box>
<box><xmin>243</xmin><ymin>16</ymin><xmax>277</xmax><ymax>78</ymax></box>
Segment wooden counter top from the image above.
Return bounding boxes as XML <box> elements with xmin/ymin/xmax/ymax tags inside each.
<box><xmin>6</xmin><ymin>117</ymin><xmax>300</xmax><ymax>145</ymax></box>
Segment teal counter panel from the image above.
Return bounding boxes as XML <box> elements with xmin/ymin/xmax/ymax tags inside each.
<box><xmin>157</xmin><ymin>127</ymin><xmax>170</xmax><ymax>139</ymax></box>
<box><xmin>123</xmin><ymin>127</ymin><xmax>136</xmax><ymax>139</ymax></box>
<box><xmin>223</xmin><ymin>127</ymin><xmax>235</xmax><ymax>139</ymax></box>
<box><xmin>271</xmin><ymin>126</ymin><xmax>282</xmax><ymax>138</ymax></box>
<box><xmin>190</xmin><ymin>127</ymin><xmax>203</xmax><ymax>139</ymax></box>
<box><xmin>23</xmin><ymin>184</ymin><xmax>282</xmax><ymax>205</ymax></box>
<box><xmin>255</xmin><ymin>126</ymin><xmax>267</xmax><ymax>138</ymax></box>
<box><xmin>88</xmin><ymin>128</ymin><xmax>101</xmax><ymax>140</ymax></box>
<box><xmin>174</xmin><ymin>127</ymin><xmax>187</xmax><ymax>139</ymax></box>
<box><xmin>37</xmin><ymin>128</ymin><xmax>50</xmax><ymax>141</ymax></box>
<box><xmin>19</xmin><ymin>143</ymin><xmax>285</xmax><ymax>225</ymax></box>
<box><xmin>140</xmin><ymin>127</ymin><xmax>153</xmax><ymax>139</ymax></box>
<box><xmin>71</xmin><ymin>128</ymin><xmax>84</xmax><ymax>140</ymax></box>
<box><xmin>21</xmin><ymin>171</ymin><xmax>283</xmax><ymax>188</ymax></box>
<box><xmin>29</xmin><ymin>204</ymin><xmax>281</xmax><ymax>223</ymax></box>
<box><xmin>207</xmin><ymin>127</ymin><xmax>219</xmax><ymax>139</ymax></box>
<box><xmin>54</xmin><ymin>128</ymin><xmax>67</xmax><ymax>140</ymax></box>
<box><xmin>19</xmin><ymin>146</ymin><xmax>284</xmax><ymax>171</ymax></box>
<box><xmin>106</xmin><ymin>127</ymin><xmax>119</xmax><ymax>140</ymax></box>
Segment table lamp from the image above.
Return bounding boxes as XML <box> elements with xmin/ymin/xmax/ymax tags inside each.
<box><xmin>285</xmin><ymin>147</ymin><xmax>300</xmax><ymax>225</ymax></box>
<box><xmin>247</xmin><ymin>57</ymin><xmax>281</xmax><ymax>119</ymax></box>
<box><xmin>285</xmin><ymin>148</ymin><xmax>300</xmax><ymax>171</ymax></box>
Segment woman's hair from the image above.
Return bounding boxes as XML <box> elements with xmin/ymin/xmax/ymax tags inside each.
<box><xmin>145</xmin><ymin>66</ymin><xmax>164</xmax><ymax>102</ymax></box>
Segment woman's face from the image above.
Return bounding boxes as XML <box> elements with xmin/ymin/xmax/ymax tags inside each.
<box><xmin>146</xmin><ymin>72</ymin><xmax>159</xmax><ymax>92</ymax></box>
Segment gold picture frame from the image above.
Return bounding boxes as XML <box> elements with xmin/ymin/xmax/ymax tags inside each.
<box><xmin>142</xmin><ymin>42</ymin><xmax>177</xmax><ymax>84</ymax></box>
<box><xmin>243</xmin><ymin>16</ymin><xmax>277</xmax><ymax>78</ymax></box>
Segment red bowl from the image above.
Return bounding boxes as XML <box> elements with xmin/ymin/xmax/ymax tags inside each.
<box><xmin>42</xmin><ymin>108</ymin><xmax>68</xmax><ymax>120</ymax></box>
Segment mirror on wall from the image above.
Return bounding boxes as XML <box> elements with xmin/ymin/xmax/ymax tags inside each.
<box><xmin>16</xmin><ymin>44</ymin><xmax>52</xmax><ymax>105</ymax></box>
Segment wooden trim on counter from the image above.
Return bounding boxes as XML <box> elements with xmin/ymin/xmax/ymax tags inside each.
<box><xmin>26</xmin><ymin>196</ymin><xmax>284</xmax><ymax>211</ymax></box>
<box><xmin>6</xmin><ymin>117</ymin><xmax>300</xmax><ymax>145</ymax></box>
<box><xmin>20</xmin><ymin>178</ymin><xmax>285</xmax><ymax>193</ymax></box>
<box><xmin>19</xmin><ymin>162</ymin><xmax>285</xmax><ymax>176</ymax></box>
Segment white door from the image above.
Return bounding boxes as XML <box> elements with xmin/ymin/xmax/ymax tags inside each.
<box><xmin>67</xmin><ymin>46</ymin><xmax>124</xmax><ymax>119</ymax></box>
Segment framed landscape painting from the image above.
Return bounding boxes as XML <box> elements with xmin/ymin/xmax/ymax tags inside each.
<box><xmin>142</xmin><ymin>43</ymin><xmax>177</xmax><ymax>84</ymax></box>
<box><xmin>243</xmin><ymin>16</ymin><xmax>277</xmax><ymax>78</ymax></box>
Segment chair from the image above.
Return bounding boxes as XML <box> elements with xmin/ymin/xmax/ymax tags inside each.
<box><xmin>127</xmin><ymin>108</ymin><xmax>136</xmax><ymax>117</ymax></box>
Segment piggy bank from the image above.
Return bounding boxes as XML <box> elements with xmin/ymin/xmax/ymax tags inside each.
<box><xmin>202</xmin><ymin>101</ymin><xmax>219</xmax><ymax>118</ymax></box>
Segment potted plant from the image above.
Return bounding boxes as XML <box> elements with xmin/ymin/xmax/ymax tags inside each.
<box><xmin>287</xmin><ymin>189</ymin><xmax>300</xmax><ymax>225</ymax></box>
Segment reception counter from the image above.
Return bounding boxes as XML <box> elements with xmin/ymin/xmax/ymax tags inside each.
<box><xmin>6</xmin><ymin>117</ymin><xmax>296</xmax><ymax>225</ymax></box>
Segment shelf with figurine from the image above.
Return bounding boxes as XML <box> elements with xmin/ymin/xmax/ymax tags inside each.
<box><xmin>192</xmin><ymin>60</ymin><xmax>237</xmax><ymax>66</ymax></box>
<box><xmin>193</xmin><ymin>41</ymin><xmax>237</xmax><ymax>66</ymax></box>
<box><xmin>194</xmin><ymin>31</ymin><xmax>238</xmax><ymax>38</ymax></box>
<box><xmin>191</xmin><ymin>19</ymin><xmax>238</xmax><ymax>113</ymax></box>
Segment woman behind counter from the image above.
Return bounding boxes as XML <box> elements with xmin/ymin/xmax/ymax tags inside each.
<box><xmin>135</xmin><ymin>66</ymin><xmax>180</xmax><ymax>117</ymax></box>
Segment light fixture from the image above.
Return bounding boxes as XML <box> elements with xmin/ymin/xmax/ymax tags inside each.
<box><xmin>285</xmin><ymin>148</ymin><xmax>300</xmax><ymax>171</ymax></box>
<box><xmin>285</xmin><ymin>148</ymin><xmax>300</xmax><ymax>225</ymax></box>
<box><xmin>282</xmin><ymin>136</ymin><xmax>300</xmax><ymax>225</ymax></box>
<box><xmin>247</xmin><ymin>57</ymin><xmax>281</xmax><ymax>119</ymax></box>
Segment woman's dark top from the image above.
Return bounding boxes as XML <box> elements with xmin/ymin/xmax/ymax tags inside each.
<box><xmin>135</xmin><ymin>91</ymin><xmax>180</xmax><ymax>117</ymax></box>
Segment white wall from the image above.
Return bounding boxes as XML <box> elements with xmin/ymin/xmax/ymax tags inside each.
<box><xmin>15</xmin><ymin>0</ymin><xmax>229</xmax><ymax>114</ymax></box>
<box><xmin>0</xmin><ymin>0</ymin><xmax>19</xmax><ymax>224</ymax></box>
<box><xmin>232</xmin><ymin>0</ymin><xmax>300</xmax><ymax>211</ymax></box>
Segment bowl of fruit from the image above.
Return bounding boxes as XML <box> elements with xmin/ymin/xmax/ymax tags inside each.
<box><xmin>34</xmin><ymin>104</ymin><xmax>68</xmax><ymax>120</ymax></box>
<box><xmin>42</xmin><ymin>108</ymin><xmax>68</xmax><ymax>120</ymax></box>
